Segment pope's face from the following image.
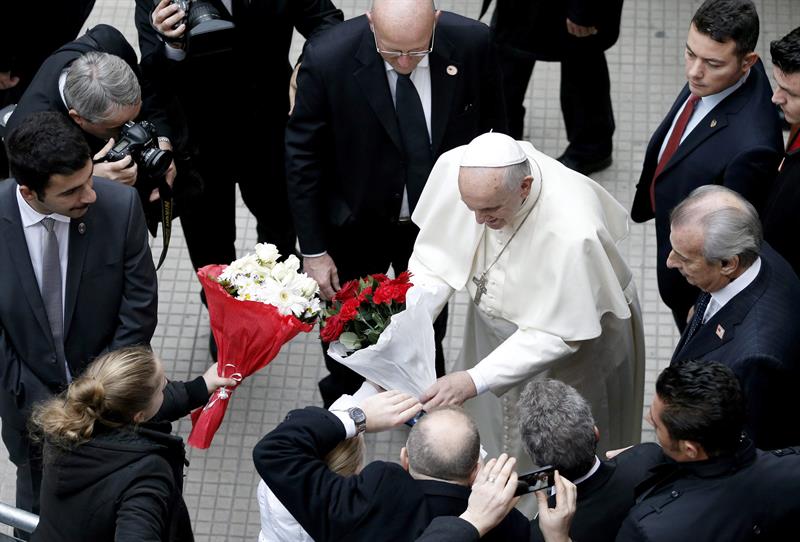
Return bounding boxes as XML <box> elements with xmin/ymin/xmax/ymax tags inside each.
<box><xmin>458</xmin><ymin>167</ymin><xmax>531</xmax><ymax>229</ymax></box>
<box><xmin>772</xmin><ymin>65</ymin><xmax>800</xmax><ymax>125</ymax></box>
<box><xmin>666</xmin><ymin>223</ymin><xmax>728</xmax><ymax>293</ymax></box>
<box><xmin>684</xmin><ymin>24</ymin><xmax>755</xmax><ymax>98</ymax></box>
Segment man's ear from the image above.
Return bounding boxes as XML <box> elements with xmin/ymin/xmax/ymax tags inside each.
<box><xmin>679</xmin><ymin>439</ymin><xmax>707</xmax><ymax>461</ymax></box>
<box><xmin>593</xmin><ymin>425</ymin><xmax>601</xmax><ymax>443</ymax></box>
<box><xmin>720</xmin><ymin>255</ymin><xmax>740</xmax><ymax>276</ymax></box>
<box><xmin>400</xmin><ymin>446</ymin><xmax>410</xmax><ymax>471</ymax></box>
<box><xmin>520</xmin><ymin>175</ymin><xmax>533</xmax><ymax>198</ymax></box>
<box><xmin>741</xmin><ymin>51</ymin><xmax>758</xmax><ymax>73</ymax></box>
<box><xmin>467</xmin><ymin>459</ymin><xmax>481</xmax><ymax>485</ymax></box>
<box><xmin>132</xmin><ymin>410</ymin><xmax>147</xmax><ymax>424</ymax></box>
<box><xmin>18</xmin><ymin>185</ymin><xmax>39</xmax><ymax>202</ymax></box>
<box><xmin>68</xmin><ymin>109</ymin><xmax>86</xmax><ymax>129</ymax></box>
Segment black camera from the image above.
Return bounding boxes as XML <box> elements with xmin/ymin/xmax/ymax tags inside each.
<box><xmin>104</xmin><ymin>120</ymin><xmax>173</xmax><ymax>180</ymax></box>
<box><xmin>169</xmin><ymin>0</ymin><xmax>235</xmax><ymax>57</ymax></box>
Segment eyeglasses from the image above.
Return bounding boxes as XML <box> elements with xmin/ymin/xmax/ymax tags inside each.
<box><xmin>372</xmin><ymin>23</ymin><xmax>436</xmax><ymax>58</ymax></box>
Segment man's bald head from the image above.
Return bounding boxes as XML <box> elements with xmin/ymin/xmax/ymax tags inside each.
<box><xmin>368</xmin><ymin>0</ymin><xmax>438</xmax><ymax>75</ymax></box>
<box><xmin>405</xmin><ymin>406</ymin><xmax>480</xmax><ymax>485</ymax></box>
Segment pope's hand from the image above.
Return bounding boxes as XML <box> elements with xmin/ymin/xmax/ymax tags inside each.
<box><xmin>420</xmin><ymin>371</ymin><xmax>477</xmax><ymax>410</ymax></box>
<box><xmin>361</xmin><ymin>390</ymin><xmax>422</xmax><ymax>433</ymax></box>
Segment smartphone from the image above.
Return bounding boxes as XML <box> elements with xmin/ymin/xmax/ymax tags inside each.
<box><xmin>514</xmin><ymin>465</ymin><xmax>556</xmax><ymax>496</ymax></box>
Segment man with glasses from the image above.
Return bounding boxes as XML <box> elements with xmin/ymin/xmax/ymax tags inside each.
<box><xmin>286</xmin><ymin>0</ymin><xmax>507</xmax><ymax>406</ymax></box>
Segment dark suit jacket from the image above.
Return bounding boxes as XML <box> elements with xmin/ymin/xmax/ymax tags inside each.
<box><xmin>616</xmin><ymin>441</ymin><xmax>800</xmax><ymax>542</ymax></box>
<box><xmin>481</xmin><ymin>0</ymin><xmax>623</xmax><ymax>61</ymax></box>
<box><xmin>285</xmin><ymin>12</ymin><xmax>507</xmax><ymax>256</ymax></box>
<box><xmin>762</xmin><ymin>131</ymin><xmax>800</xmax><ymax>277</ymax></box>
<box><xmin>631</xmin><ymin>61</ymin><xmax>783</xmax><ymax>318</ymax></box>
<box><xmin>0</xmin><ymin>178</ymin><xmax>157</xmax><ymax>463</ymax></box>
<box><xmin>253</xmin><ymin>407</ymin><xmax>529</xmax><ymax>542</ymax></box>
<box><xmin>5</xmin><ymin>24</ymin><xmax>173</xmax><ymax>148</ymax></box>
<box><xmin>134</xmin><ymin>0</ymin><xmax>343</xmax><ymax>152</ymax></box>
<box><xmin>671</xmin><ymin>244</ymin><xmax>800</xmax><ymax>450</ymax></box>
<box><xmin>530</xmin><ymin>443</ymin><xmax>665</xmax><ymax>542</ymax></box>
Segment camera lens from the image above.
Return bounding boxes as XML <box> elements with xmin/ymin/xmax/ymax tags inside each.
<box><xmin>139</xmin><ymin>147</ymin><xmax>173</xmax><ymax>179</ymax></box>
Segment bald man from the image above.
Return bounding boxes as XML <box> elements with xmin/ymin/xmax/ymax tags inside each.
<box><xmin>286</xmin><ymin>0</ymin><xmax>507</xmax><ymax>406</ymax></box>
<box><xmin>407</xmin><ymin>133</ymin><xmax>645</xmax><ymax>494</ymax></box>
<box><xmin>254</xmin><ymin>391</ymin><xmax>528</xmax><ymax>542</ymax></box>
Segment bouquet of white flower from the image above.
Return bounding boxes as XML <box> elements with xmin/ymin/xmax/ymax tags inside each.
<box><xmin>217</xmin><ymin>243</ymin><xmax>321</xmax><ymax>322</ymax></box>
<box><xmin>188</xmin><ymin>244</ymin><xmax>320</xmax><ymax>449</ymax></box>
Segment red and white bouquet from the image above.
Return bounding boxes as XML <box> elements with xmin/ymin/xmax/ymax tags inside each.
<box><xmin>188</xmin><ymin>244</ymin><xmax>320</xmax><ymax>449</ymax></box>
<box><xmin>321</xmin><ymin>272</ymin><xmax>436</xmax><ymax>398</ymax></box>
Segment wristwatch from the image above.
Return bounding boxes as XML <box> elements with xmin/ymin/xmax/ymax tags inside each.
<box><xmin>347</xmin><ymin>407</ymin><xmax>367</xmax><ymax>435</ymax></box>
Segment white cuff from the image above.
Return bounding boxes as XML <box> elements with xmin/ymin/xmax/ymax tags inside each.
<box><xmin>163</xmin><ymin>44</ymin><xmax>186</xmax><ymax>61</ymax></box>
<box><xmin>466</xmin><ymin>368</ymin><xmax>489</xmax><ymax>396</ymax></box>
<box><xmin>302</xmin><ymin>251</ymin><xmax>327</xmax><ymax>258</ymax></box>
<box><xmin>330</xmin><ymin>410</ymin><xmax>357</xmax><ymax>439</ymax></box>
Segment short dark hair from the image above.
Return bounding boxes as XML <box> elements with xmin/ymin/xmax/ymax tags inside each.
<box><xmin>406</xmin><ymin>406</ymin><xmax>480</xmax><ymax>483</ymax></box>
<box><xmin>656</xmin><ymin>360</ymin><xmax>745</xmax><ymax>457</ymax></box>
<box><xmin>6</xmin><ymin>111</ymin><xmax>91</xmax><ymax>196</ymax></box>
<box><xmin>771</xmin><ymin>27</ymin><xmax>800</xmax><ymax>75</ymax></box>
<box><xmin>691</xmin><ymin>0</ymin><xmax>759</xmax><ymax>57</ymax></box>
<box><xmin>518</xmin><ymin>379</ymin><xmax>597</xmax><ymax>481</ymax></box>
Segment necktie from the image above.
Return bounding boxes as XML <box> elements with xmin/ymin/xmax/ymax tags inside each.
<box><xmin>395</xmin><ymin>72</ymin><xmax>433</xmax><ymax>213</ymax></box>
<box><xmin>41</xmin><ymin>218</ymin><xmax>66</xmax><ymax>365</ymax></box>
<box><xmin>683</xmin><ymin>292</ymin><xmax>711</xmax><ymax>344</ymax></box>
<box><xmin>650</xmin><ymin>94</ymin><xmax>701</xmax><ymax>211</ymax></box>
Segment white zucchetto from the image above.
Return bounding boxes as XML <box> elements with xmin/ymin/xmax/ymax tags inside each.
<box><xmin>459</xmin><ymin>132</ymin><xmax>528</xmax><ymax>168</ymax></box>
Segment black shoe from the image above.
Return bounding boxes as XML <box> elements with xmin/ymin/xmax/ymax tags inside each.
<box><xmin>557</xmin><ymin>152</ymin><xmax>613</xmax><ymax>176</ymax></box>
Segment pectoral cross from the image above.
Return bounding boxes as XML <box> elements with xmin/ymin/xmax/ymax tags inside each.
<box><xmin>472</xmin><ymin>274</ymin><xmax>487</xmax><ymax>305</ymax></box>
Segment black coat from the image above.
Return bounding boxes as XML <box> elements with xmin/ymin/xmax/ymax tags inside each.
<box><xmin>631</xmin><ymin>61</ymin><xmax>783</xmax><ymax>318</ymax></box>
<box><xmin>32</xmin><ymin>377</ymin><xmax>210</xmax><ymax>542</ymax></box>
<box><xmin>671</xmin><ymin>244</ymin><xmax>800</xmax><ymax>450</ymax></box>
<box><xmin>480</xmin><ymin>0</ymin><xmax>623</xmax><ymax>61</ymax></box>
<box><xmin>285</xmin><ymin>12</ymin><xmax>507</xmax><ymax>255</ymax></box>
<box><xmin>531</xmin><ymin>444</ymin><xmax>666</xmax><ymax>542</ymax></box>
<box><xmin>253</xmin><ymin>407</ymin><xmax>530</xmax><ymax>542</ymax></box>
<box><xmin>762</xmin><ymin>131</ymin><xmax>800</xmax><ymax>277</ymax></box>
<box><xmin>616</xmin><ymin>440</ymin><xmax>800</xmax><ymax>542</ymax></box>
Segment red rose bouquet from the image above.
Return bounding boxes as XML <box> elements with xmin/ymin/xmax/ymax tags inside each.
<box><xmin>321</xmin><ymin>272</ymin><xmax>436</xmax><ymax>398</ymax></box>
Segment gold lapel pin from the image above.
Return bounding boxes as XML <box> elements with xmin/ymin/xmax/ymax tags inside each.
<box><xmin>78</xmin><ymin>223</ymin><xmax>87</xmax><ymax>235</ymax></box>
<box><xmin>446</xmin><ymin>65</ymin><xmax>458</xmax><ymax>76</ymax></box>
<box><xmin>716</xmin><ymin>324</ymin><xmax>725</xmax><ymax>339</ymax></box>
<box><xmin>710</xmin><ymin>119</ymin><xmax>717</xmax><ymax>128</ymax></box>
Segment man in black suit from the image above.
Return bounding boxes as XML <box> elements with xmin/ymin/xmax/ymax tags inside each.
<box><xmin>135</xmin><ymin>0</ymin><xmax>343</xmax><ymax>273</ymax></box>
<box><xmin>480</xmin><ymin>0</ymin><xmax>623</xmax><ymax>174</ymax></box>
<box><xmin>253</xmin><ymin>391</ymin><xmax>529</xmax><ymax>542</ymax></box>
<box><xmin>286</xmin><ymin>0</ymin><xmax>506</xmax><ymax>404</ymax></box>
<box><xmin>668</xmin><ymin>185</ymin><xmax>800</xmax><ymax>450</ymax></box>
<box><xmin>518</xmin><ymin>379</ymin><xmax>664</xmax><ymax>542</ymax></box>
<box><xmin>5</xmin><ymin>24</ymin><xmax>176</xmax><ymax>201</ymax></box>
<box><xmin>631</xmin><ymin>0</ymin><xmax>783</xmax><ymax>330</ymax></box>
<box><xmin>0</xmin><ymin>113</ymin><xmax>157</xmax><ymax>524</ymax></box>
<box><xmin>617</xmin><ymin>361</ymin><xmax>800</xmax><ymax>541</ymax></box>
<box><xmin>762</xmin><ymin>27</ymin><xmax>800</xmax><ymax>276</ymax></box>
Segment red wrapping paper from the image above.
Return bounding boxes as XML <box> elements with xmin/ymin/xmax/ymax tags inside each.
<box><xmin>187</xmin><ymin>265</ymin><xmax>314</xmax><ymax>449</ymax></box>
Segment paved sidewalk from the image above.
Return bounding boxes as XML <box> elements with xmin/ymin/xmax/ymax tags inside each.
<box><xmin>2</xmin><ymin>0</ymin><xmax>798</xmax><ymax>539</ymax></box>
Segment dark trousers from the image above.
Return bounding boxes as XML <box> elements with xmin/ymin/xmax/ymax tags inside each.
<box><xmin>1</xmin><ymin>421</ymin><xmax>41</xmax><ymax>540</ymax></box>
<box><xmin>318</xmin><ymin>221</ymin><xmax>448</xmax><ymax>407</ymax></box>
<box><xmin>499</xmin><ymin>48</ymin><xmax>615</xmax><ymax>159</ymax></box>
<box><xmin>179</xmin><ymin>125</ymin><xmax>297</xmax><ymax>272</ymax></box>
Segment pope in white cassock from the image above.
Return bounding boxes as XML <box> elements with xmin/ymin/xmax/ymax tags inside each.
<box><xmin>407</xmin><ymin>132</ymin><xmax>645</xmax><ymax>469</ymax></box>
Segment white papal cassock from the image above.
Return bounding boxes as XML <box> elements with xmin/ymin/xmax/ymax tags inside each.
<box><xmin>407</xmin><ymin>138</ymin><xmax>645</xmax><ymax>475</ymax></box>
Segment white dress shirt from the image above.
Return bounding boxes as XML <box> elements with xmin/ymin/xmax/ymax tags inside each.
<box><xmin>384</xmin><ymin>56</ymin><xmax>432</xmax><ymax>219</ymax></box>
<box><xmin>703</xmin><ymin>257</ymin><xmax>762</xmax><ymax>323</ymax></box>
<box><xmin>16</xmin><ymin>187</ymin><xmax>71</xmax><ymax>311</ymax></box>
<box><xmin>658</xmin><ymin>71</ymin><xmax>750</xmax><ymax>162</ymax></box>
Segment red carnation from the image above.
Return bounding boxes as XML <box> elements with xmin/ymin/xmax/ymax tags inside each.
<box><xmin>333</xmin><ymin>279</ymin><xmax>360</xmax><ymax>302</ymax></box>
<box><xmin>357</xmin><ymin>286</ymin><xmax>373</xmax><ymax>304</ymax></box>
<box><xmin>321</xmin><ymin>314</ymin><xmax>345</xmax><ymax>342</ymax></box>
<box><xmin>338</xmin><ymin>297</ymin><xmax>361</xmax><ymax>322</ymax></box>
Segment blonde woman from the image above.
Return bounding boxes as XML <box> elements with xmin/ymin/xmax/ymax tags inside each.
<box><xmin>29</xmin><ymin>346</ymin><xmax>235</xmax><ymax>541</ymax></box>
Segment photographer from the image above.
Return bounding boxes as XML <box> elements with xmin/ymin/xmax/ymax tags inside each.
<box><xmin>6</xmin><ymin>24</ymin><xmax>176</xmax><ymax>203</ymax></box>
<box><xmin>134</xmin><ymin>0</ymin><xmax>342</xmax><ymax>302</ymax></box>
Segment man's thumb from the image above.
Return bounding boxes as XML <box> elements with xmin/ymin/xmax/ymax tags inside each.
<box><xmin>93</xmin><ymin>138</ymin><xmax>115</xmax><ymax>161</ymax></box>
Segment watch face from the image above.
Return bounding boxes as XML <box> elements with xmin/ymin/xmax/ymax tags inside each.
<box><xmin>350</xmin><ymin>407</ymin><xmax>366</xmax><ymax>424</ymax></box>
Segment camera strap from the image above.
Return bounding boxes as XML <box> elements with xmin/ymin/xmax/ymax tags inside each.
<box><xmin>155</xmin><ymin>179</ymin><xmax>174</xmax><ymax>270</ymax></box>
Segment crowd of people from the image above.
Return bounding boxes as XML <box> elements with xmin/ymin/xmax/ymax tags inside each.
<box><xmin>1</xmin><ymin>0</ymin><xmax>800</xmax><ymax>540</ymax></box>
